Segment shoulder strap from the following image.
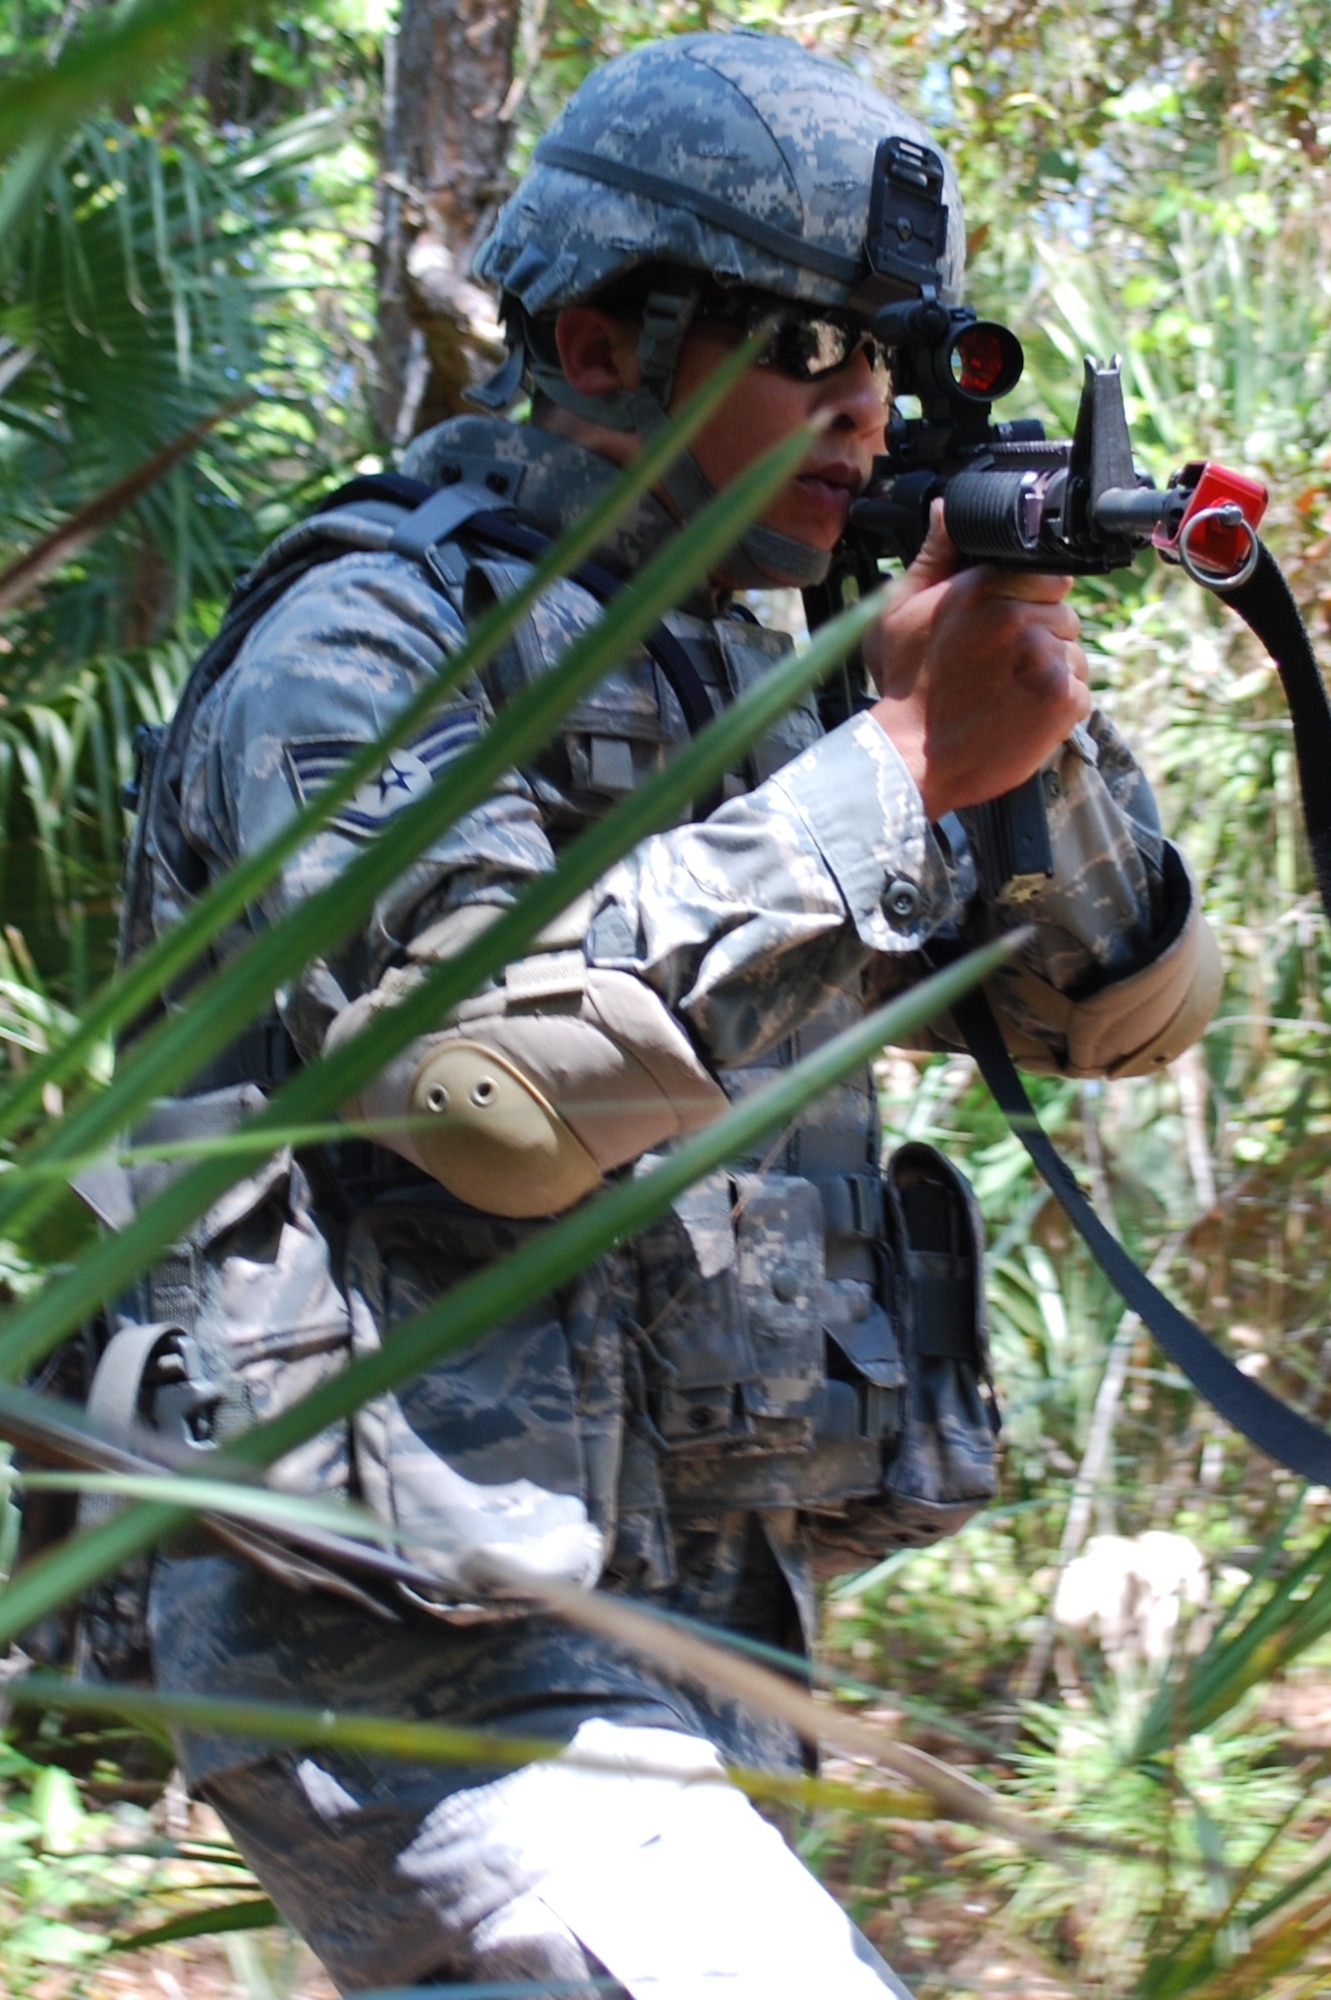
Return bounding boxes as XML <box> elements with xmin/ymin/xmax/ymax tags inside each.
<box><xmin>458</xmin><ymin>511</ymin><xmax>719</xmax><ymax>742</ymax></box>
<box><xmin>308</xmin><ymin>472</ymin><xmax>722</xmax><ymax>738</ymax></box>
<box><xmin>957</xmin><ymin>985</ymin><xmax>1331</xmax><ymax>1482</ymax></box>
<box><xmin>1225</xmin><ymin>544</ymin><xmax>1331</xmax><ymax>927</ymax></box>
<box><xmin>956</xmin><ymin>543</ymin><xmax>1331</xmax><ymax>1479</ymax></box>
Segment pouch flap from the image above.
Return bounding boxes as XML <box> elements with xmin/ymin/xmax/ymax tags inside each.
<box><xmin>670</xmin><ymin>1169</ymin><xmax>737</xmax><ymax>1281</ymax></box>
<box><xmin>884</xmin><ymin>1140</ymin><xmax>989</xmax><ymax>1363</ymax></box>
<box><xmin>734</xmin><ymin>1173</ymin><xmax>825</xmax><ymax>1422</ymax></box>
<box><xmin>825</xmin><ymin>1301</ymin><xmax>906</xmax><ymax>1391</ymax></box>
<box><xmin>70</xmin><ymin>1158</ymin><xmax>135</xmax><ymax>1232</ymax></box>
<box><xmin>126</xmin><ymin>1085</ymin><xmax>290</xmax><ymax>1247</ymax></box>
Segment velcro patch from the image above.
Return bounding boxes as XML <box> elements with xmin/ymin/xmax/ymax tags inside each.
<box><xmin>285</xmin><ymin>704</ymin><xmax>483</xmax><ymax>838</ymax></box>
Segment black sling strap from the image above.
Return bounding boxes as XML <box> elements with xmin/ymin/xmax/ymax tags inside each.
<box><xmin>1225</xmin><ymin>544</ymin><xmax>1331</xmax><ymax>927</ymax></box>
<box><xmin>957</xmin><ymin>985</ymin><xmax>1331</xmax><ymax>1481</ymax></box>
<box><xmin>957</xmin><ymin>541</ymin><xmax>1331</xmax><ymax>1478</ymax></box>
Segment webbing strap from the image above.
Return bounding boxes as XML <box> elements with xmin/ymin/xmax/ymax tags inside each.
<box><xmin>957</xmin><ymin>987</ymin><xmax>1331</xmax><ymax>1481</ymax></box>
<box><xmin>388</xmin><ymin>482</ymin><xmax>502</xmax><ymax>562</ymax></box>
<box><xmin>77</xmin><ymin>1322</ymin><xmax>185</xmax><ymax>1531</ymax></box>
<box><xmin>459</xmin><ymin>509</ymin><xmax>720</xmax><ymax>742</ymax></box>
<box><xmin>1224</xmin><ymin>543</ymin><xmax>1331</xmax><ymax>927</ymax></box>
<box><xmin>951</xmin><ymin>537</ymin><xmax>1331</xmax><ymax>1478</ymax></box>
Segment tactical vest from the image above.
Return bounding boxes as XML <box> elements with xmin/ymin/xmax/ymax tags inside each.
<box><xmin>97</xmin><ymin>455</ymin><xmax>999</xmax><ymax>1630</ymax></box>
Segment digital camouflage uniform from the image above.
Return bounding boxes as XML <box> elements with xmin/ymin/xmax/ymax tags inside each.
<box><xmin>123</xmin><ymin>31</ymin><xmax>1219</xmax><ymax>2000</ymax></box>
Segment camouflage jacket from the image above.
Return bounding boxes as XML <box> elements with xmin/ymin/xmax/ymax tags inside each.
<box><xmin>138</xmin><ymin>414</ymin><xmax>1201</xmax><ymax>1785</ymax></box>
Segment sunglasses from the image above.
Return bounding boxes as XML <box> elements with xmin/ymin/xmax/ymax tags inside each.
<box><xmin>697</xmin><ymin>295</ymin><xmax>893</xmax><ymax>398</ymax></box>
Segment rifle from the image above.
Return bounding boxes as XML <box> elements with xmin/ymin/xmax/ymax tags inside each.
<box><xmin>799</xmin><ymin>281</ymin><xmax>1331</xmax><ymax>1486</ymax></box>
<box><xmin>804</xmin><ymin>308</ymin><xmax>1269</xmax><ymax>899</ymax></box>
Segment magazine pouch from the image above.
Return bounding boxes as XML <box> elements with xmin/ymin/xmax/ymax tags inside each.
<box><xmin>807</xmin><ymin>1141</ymin><xmax>1000</xmax><ymax>1576</ymax></box>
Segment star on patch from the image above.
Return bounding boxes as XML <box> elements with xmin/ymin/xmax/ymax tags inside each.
<box><xmin>379</xmin><ymin>758</ymin><xmax>413</xmax><ymax>798</ymax></box>
<box><xmin>285</xmin><ymin>703</ymin><xmax>484</xmax><ymax>838</ymax></box>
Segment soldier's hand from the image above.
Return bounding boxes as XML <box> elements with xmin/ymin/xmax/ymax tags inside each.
<box><xmin>864</xmin><ymin>501</ymin><xmax>1091</xmax><ymax>823</ymax></box>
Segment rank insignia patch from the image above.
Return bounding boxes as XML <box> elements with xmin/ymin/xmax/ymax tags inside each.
<box><xmin>285</xmin><ymin>705</ymin><xmax>483</xmax><ymax>838</ymax></box>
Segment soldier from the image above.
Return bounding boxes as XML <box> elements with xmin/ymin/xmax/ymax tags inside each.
<box><xmin>119</xmin><ymin>29</ymin><xmax>1220</xmax><ymax>1998</ymax></box>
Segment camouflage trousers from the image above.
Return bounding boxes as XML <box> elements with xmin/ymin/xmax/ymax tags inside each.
<box><xmin>202</xmin><ymin>1718</ymin><xmax>915</xmax><ymax>1998</ymax></box>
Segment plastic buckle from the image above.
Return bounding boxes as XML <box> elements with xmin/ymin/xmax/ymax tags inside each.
<box><xmin>150</xmin><ymin>1334</ymin><xmax>221</xmax><ymax>1449</ymax></box>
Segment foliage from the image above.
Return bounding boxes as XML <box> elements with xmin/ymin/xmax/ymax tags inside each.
<box><xmin>0</xmin><ymin>1734</ymin><xmax>155</xmax><ymax>1995</ymax></box>
<box><xmin>4</xmin><ymin>2</ymin><xmax>1331</xmax><ymax>1996</ymax></box>
<box><xmin>0</xmin><ymin>15</ymin><xmax>384</xmax><ymax>1004</ymax></box>
<box><xmin>0</xmin><ymin>1727</ymin><xmax>283</xmax><ymax>1999</ymax></box>
<box><xmin>980</xmin><ymin>1513</ymin><xmax>1331</xmax><ymax>2000</ymax></box>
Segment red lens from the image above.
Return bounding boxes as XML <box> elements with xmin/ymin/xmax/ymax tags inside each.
<box><xmin>946</xmin><ymin>321</ymin><xmax>1023</xmax><ymax>402</ymax></box>
<box><xmin>954</xmin><ymin>329</ymin><xmax>1006</xmax><ymax>394</ymax></box>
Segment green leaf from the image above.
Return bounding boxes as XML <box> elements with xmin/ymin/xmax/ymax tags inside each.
<box><xmin>0</xmin><ymin>0</ymin><xmax>259</xmax><ymax>161</ymax></box>
<box><xmin>0</xmin><ymin>940</ymin><xmax>1014</xmax><ymax>1648</ymax></box>
<box><xmin>0</xmin><ymin>411</ymin><xmax>833</xmax><ymax>1378</ymax></box>
<box><xmin>8</xmin><ymin>1466</ymin><xmax>396</xmax><ymax>1546</ymax></box>
<box><xmin>29</xmin><ymin>1761</ymin><xmax>84</xmax><ymax>1853</ymax></box>
<box><xmin>110</xmin><ymin>1898</ymin><xmax>280</xmax><ymax>1950</ymax></box>
<box><xmin>17</xmin><ymin>1672</ymin><xmax>939</xmax><ymax>1836</ymax></box>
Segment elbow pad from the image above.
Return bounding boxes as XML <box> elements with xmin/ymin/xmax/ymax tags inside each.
<box><xmin>335</xmin><ymin>953</ymin><xmax>728</xmax><ymax>1219</ymax></box>
<box><xmin>987</xmin><ymin>851</ymin><xmax>1222</xmax><ymax>1079</ymax></box>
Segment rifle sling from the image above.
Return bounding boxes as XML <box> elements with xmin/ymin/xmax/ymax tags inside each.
<box><xmin>956</xmin><ymin>985</ymin><xmax>1331</xmax><ymax>1483</ymax></box>
<box><xmin>1225</xmin><ymin>543</ymin><xmax>1331</xmax><ymax>930</ymax></box>
<box><xmin>957</xmin><ymin>541</ymin><xmax>1331</xmax><ymax>1480</ymax></box>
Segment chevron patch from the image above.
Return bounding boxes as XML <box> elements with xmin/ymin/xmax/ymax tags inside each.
<box><xmin>285</xmin><ymin>704</ymin><xmax>484</xmax><ymax>838</ymax></box>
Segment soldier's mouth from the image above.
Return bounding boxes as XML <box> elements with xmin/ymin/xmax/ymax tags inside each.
<box><xmin>795</xmin><ymin>468</ymin><xmax>863</xmax><ymax>529</ymax></box>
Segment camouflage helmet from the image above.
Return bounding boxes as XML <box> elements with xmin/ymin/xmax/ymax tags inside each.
<box><xmin>470</xmin><ymin>31</ymin><xmax>965</xmax><ymax>588</ymax></box>
<box><xmin>474</xmin><ymin>30</ymin><xmax>965</xmax><ymax>322</ymax></box>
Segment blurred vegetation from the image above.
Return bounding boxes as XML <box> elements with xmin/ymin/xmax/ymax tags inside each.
<box><xmin>4</xmin><ymin>1</ymin><xmax>1331</xmax><ymax>1995</ymax></box>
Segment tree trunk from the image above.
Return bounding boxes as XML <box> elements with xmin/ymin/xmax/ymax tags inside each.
<box><xmin>375</xmin><ymin>0</ymin><xmax>521</xmax><ymax>449</ymax></box>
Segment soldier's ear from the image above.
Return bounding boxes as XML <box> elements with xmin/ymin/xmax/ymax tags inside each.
<box><xmin>554</xmin><ymin>306</ymin><xmax>642</xmax><ymax>397</ymax></box>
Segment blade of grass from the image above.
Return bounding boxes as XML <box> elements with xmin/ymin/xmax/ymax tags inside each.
<box><xmin>0</xmin><ymin>554</ymin><xmax>876</xmax><ymax>1381</ymax></box>
<box><xmin>15</xmin><ymin>1675</ymin><xmax>940</xmax><ymax>1828</ymax></box>
<box><xmin>0</xmin><ymin>941</ymin><xmax>1015</xmax><ymax>1647</ymax></box>
<box><xmin>0</xmin><ymin>333</ymin><xmax>768</xmax><ymax>1155</ymax></box>
<box><xmin>462</xmin><ymin>1550</ymin><xmax>1081</xmax><ymax>1862</ymax></box>
<box><xmin>110</xmin><ymin>1901</ymin><xmax>281</xmax><ymax>1950</ymax></box>
<box><xmin>7</xmin><ymin>1468</ymin><xmax>398</xmax><ymax>1547</ymax></box>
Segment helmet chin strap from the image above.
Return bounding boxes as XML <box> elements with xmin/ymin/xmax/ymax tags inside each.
<box><xmin>520</xmin><ymin>286</ymin><xmax>833</xmax><ymax>590</ymax></box>
<box><xmin>622</xmin><ymin>387</ymin><xmax>831</xmax><ymax>590</ymax></box>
